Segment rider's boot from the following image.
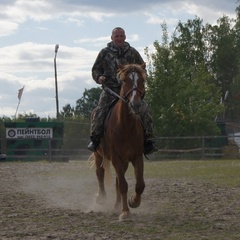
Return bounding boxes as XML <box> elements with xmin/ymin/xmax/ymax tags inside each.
<box><xmin>144</xmin><ymin>139</ymin><xmax>158</xmax><ymax>155</ymax></box>
<box><xmin>87</xmin><ymin>136</ymin><xmax>101</xmax><ymax>152</ymax></box>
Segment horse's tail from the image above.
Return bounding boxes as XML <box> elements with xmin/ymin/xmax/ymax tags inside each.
<box><xmin>88</xmin><ymin>153</ymin><xmax>95</xmax><ymax>168</ymax></box>
<box><xmin>88</xmin><ymin>153</ymin><xmax>112</xmax><ymax>186</ymax></box>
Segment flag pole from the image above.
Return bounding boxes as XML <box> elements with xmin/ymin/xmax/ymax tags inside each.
<box><xmin>14</xmin><ymin>86</ymin><xmax>25</xmax><ymax>120</ymax></box>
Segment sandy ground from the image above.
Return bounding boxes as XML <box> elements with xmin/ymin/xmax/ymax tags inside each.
<box><xmin>0</xmin><ymin>161</ymin><xmax>240</xmax><ymax>240</ymax></box>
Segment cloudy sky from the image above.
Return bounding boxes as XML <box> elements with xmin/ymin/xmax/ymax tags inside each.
<box><xmin>0</xmin><ymin>0</ymin><xmax>238</xmax><ymax>118</ymax></box>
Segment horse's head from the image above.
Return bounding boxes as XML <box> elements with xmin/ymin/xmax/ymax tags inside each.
<box><xmin>117</xmin><ymin>63</ymin><xmax>146</xmax><ymax>114</ymax></box>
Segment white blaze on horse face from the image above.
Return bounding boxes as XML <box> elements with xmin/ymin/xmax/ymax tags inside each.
<box><xmin>129</xmin><ymin>71</ymin><xmax>138</xmax><ymax>102</ymax></box>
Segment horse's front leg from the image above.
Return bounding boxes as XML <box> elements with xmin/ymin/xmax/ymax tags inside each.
<box><xmin>113</xmin><ymin>161</ymin><xmax>130</xmax><ymax>220</ymax></box>
<box><xmin>129</xmin><ymin>157</ymin><xmax>145</xmax><ymax>208</ymax></box>
<box><xmin>95</xmin><ymin>154</ymin><xmax>106</xmax><ymax>204</ymax></box>
<box><xmin>118</xmin><ymin>174</ymin><xmax>129</xmax><ymax>220</ymax></box>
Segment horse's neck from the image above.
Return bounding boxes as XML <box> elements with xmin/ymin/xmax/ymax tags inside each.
<box><xmin>115</xmin><ymin>100</ymin><xmax>136</xmax><ymax>127</ymax></box>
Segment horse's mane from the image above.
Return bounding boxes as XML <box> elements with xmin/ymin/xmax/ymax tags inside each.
<box><xmin>117</xmin><ymin>63</ymin><xmax>146</xmax><ymax>81</ymax></box>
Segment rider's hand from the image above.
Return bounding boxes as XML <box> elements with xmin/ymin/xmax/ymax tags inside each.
<box><xmin>98</xmin><ymin>76</ymin><xmax>106</xmax><ymax>84</ymax></box>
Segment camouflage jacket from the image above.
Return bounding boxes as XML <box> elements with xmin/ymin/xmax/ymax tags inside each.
<box><xmin>92</xmin><ymin>41</ymin><xmax>144</xmax><ymax>89</ymax></box>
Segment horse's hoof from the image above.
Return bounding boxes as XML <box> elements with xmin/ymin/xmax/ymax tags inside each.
<box><xmin>128</xmin><ymin>195</ymin><xmax>141</xmax><ymax>208</ymax></box>
<box><xmin>119</xmin><ymin>211</ymin><xmax>130</xmax><ymax>221</ymax></box>
<box><xmin>96</xmin><ymin>194</ymin><xmax>106</xmax><ymax>205</ymax></box>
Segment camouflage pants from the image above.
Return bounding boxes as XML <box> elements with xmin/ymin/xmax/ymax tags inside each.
<box><xmin>90</xmin><ymin>88</ymin><xmax>154</xmax><ymax>142</ymax></box>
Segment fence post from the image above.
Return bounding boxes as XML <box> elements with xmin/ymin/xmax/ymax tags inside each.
<box><xmin>201</xmin><ymin>136</ymin><xmax>205</xmax><ymax>159</ymax></box>
<box><xmin>48</xmin><ymin>138</ymin><xmax>52</xmax><ymax>162</ymax></box>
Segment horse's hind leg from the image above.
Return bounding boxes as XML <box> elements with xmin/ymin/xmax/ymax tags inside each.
<box><xmin>129</xmin><ymin>157</ymin><xmax>145</xmax><ymax>208</ymax></box>
<box><xmin>95</xmin><ymin>153</ymin><xmax>106</xmax><ymax>204</ymax></box>
<box><xmin>113</xmin><ymin>176</ymin><xmax>121</xmax><ymax>213</ymax></box>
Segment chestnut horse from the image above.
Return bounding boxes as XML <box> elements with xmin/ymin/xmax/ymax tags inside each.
<box><xmin>92</xmin><ymin>63</ymin><xmax>146</xmax><ymax>220</ymax></box>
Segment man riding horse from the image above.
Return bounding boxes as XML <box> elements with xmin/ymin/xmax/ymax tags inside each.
<box><xmin>87</xmin><ymin>27</ymin><xmax>157</xmax><ymax>155</ymax></box>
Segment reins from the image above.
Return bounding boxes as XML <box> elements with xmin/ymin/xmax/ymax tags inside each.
<box><xmin>102</xmin><ymin>84</ymin><xmax>128</xmax><ymax>103</ymax></box>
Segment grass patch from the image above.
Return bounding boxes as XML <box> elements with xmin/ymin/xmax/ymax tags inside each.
<box><xmin>144</xmin><ymin>159</ymin><xmax>240</xmax><ymax>187</ymax></box>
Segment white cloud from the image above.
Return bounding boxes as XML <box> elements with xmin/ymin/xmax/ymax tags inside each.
<box><xmin>0</xmin><ymin>20</ymin><xmax>19</xmax><ymax>36</ymax></box>
<box><xmin>74</xmin><ymin>36</ymin><xmax>109</xmax><ymax>44</ymax></box>
<box><xmin>127</xmin><ymin>34</ymin><xmax>140</xmax><ymax>42</ymax></box>
<box><xmin>64</xmin><ymin>17</ymin><xmax>84</xmax><ymax>27</ymax></box>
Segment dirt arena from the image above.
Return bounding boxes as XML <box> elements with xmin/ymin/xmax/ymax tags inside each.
<box><xmin>0</xmin><ymin>161</ymin><xmax>240</xmax><ymax>240</ymax></box>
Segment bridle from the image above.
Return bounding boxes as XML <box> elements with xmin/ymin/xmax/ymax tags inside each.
<box><xmin>122</xmin><ymin>67</ymin><xmax>145</xmax><ymax>102</ymax></box>
<box><xmin>103</xmin><ymin>67</ymin><xmax>145</xmax><ymax>104</ymax></box>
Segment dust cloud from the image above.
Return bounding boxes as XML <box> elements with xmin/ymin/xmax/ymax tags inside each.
<box><xmin>19</xmin><ymin>161</ymin><xmax>121</xmax><ymax>213</ymax></box>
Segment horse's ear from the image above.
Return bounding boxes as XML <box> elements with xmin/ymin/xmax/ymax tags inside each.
<box><xmin>141</xmin><ymin>63</ymin><xmax>146</xmax><ymax>70</ymax></box>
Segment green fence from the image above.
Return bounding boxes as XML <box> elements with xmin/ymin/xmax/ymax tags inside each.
<box><xmin>4</xmin><ymin>122</ymin><xmax>64</xmax><ymax>161</ymax></box>
<box><xmin>0</xmin><ymin>121</ymin><xmax>239</xmax><ymax>161</ymax></box>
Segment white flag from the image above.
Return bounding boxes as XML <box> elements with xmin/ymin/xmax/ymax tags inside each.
<box><xmin>18</xmin><ymin>87</ymin><xmax>24</xmax><ymax>100</ymax></box>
